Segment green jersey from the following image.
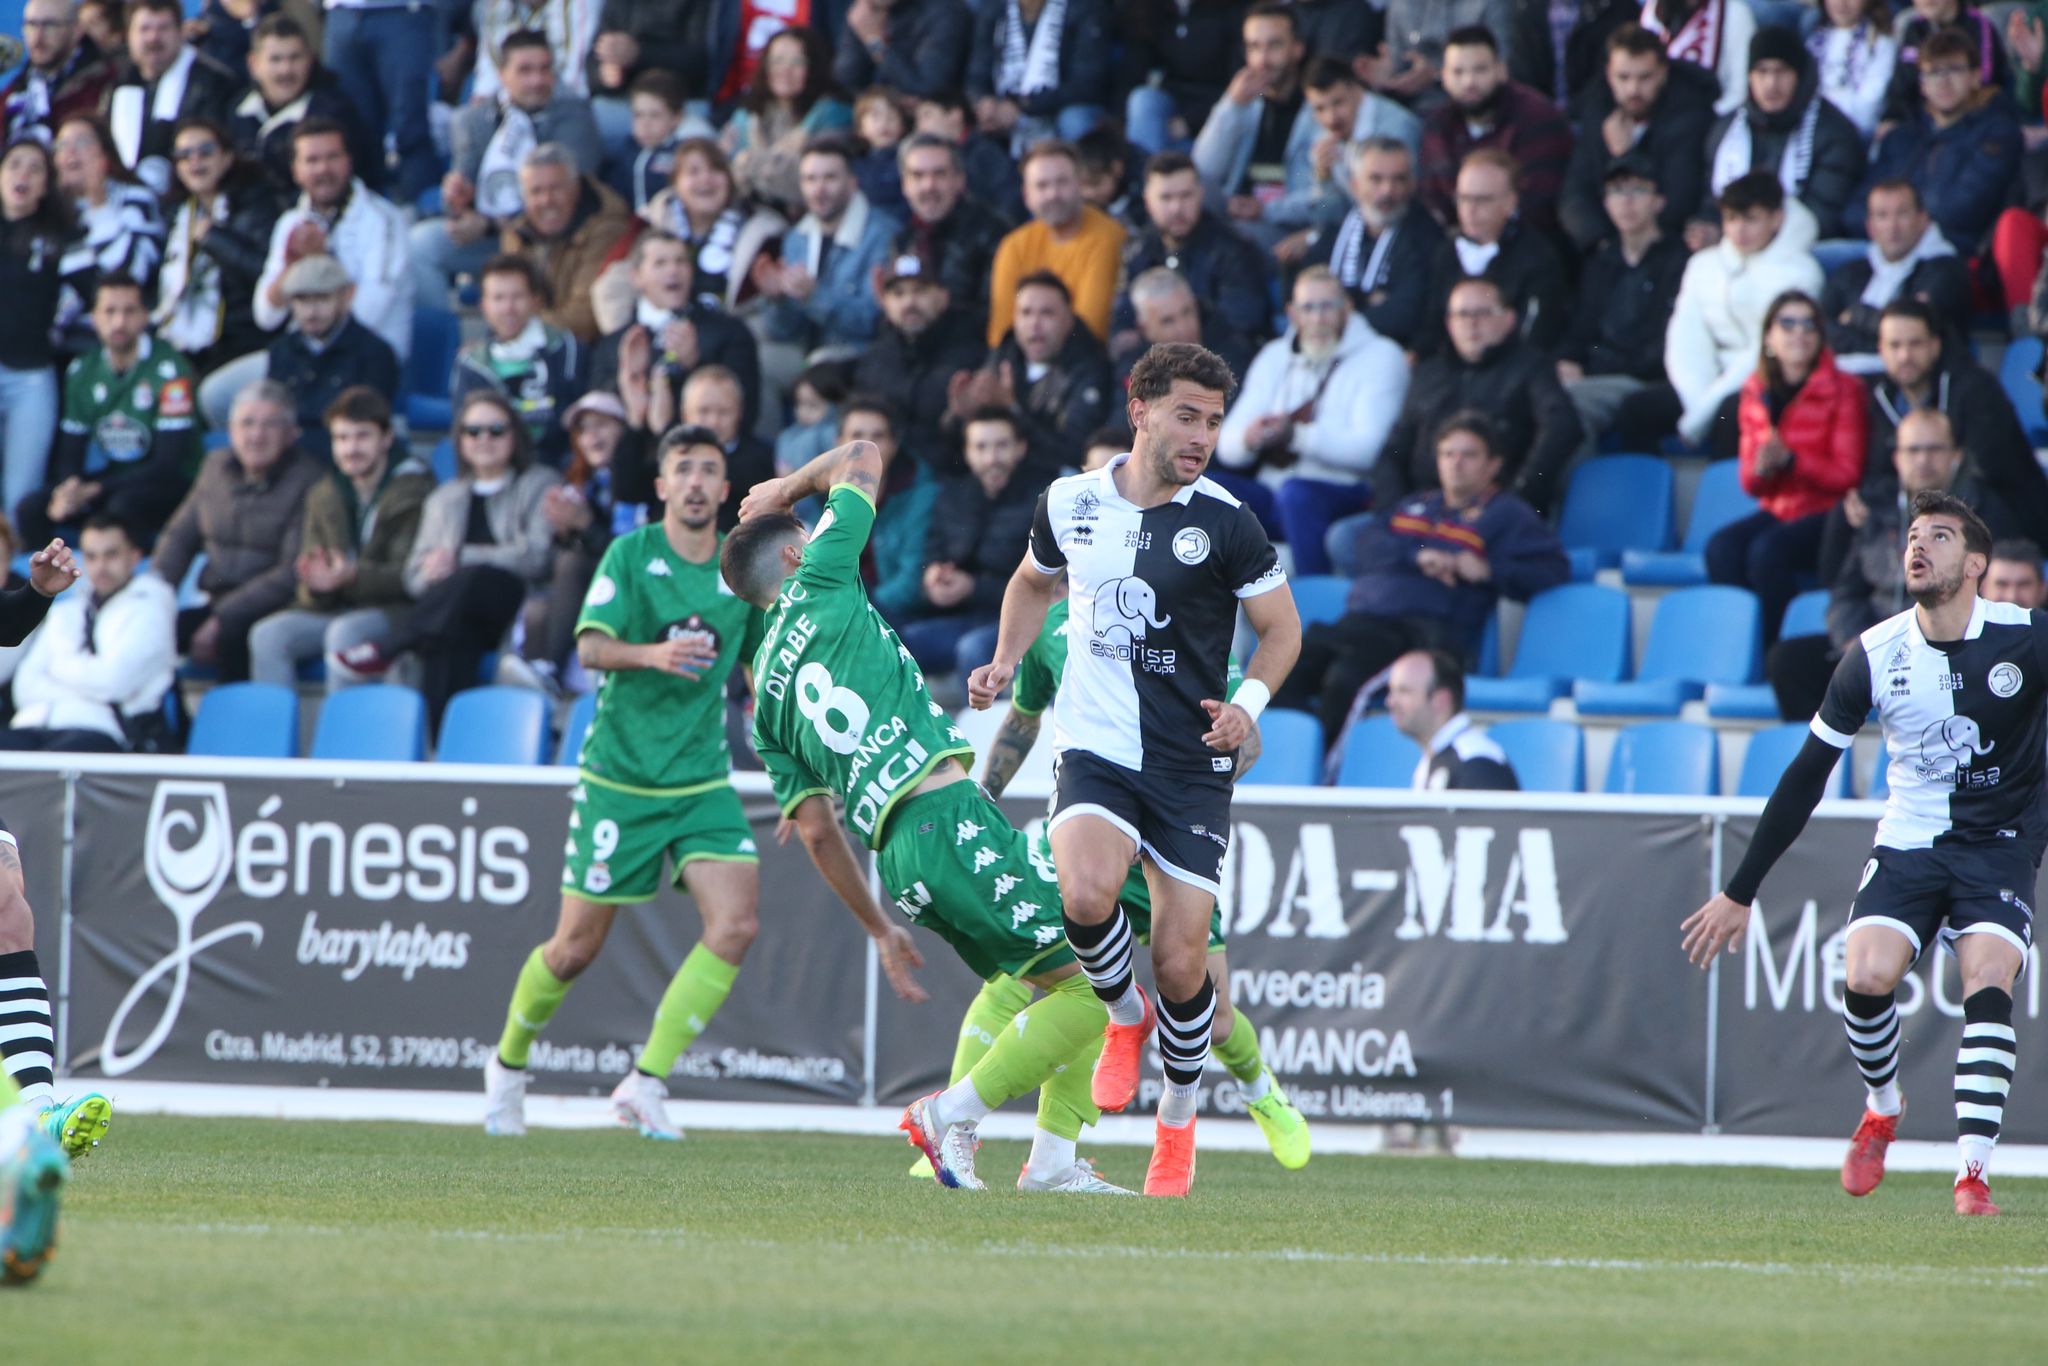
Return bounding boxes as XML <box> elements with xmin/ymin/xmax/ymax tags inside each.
<box><xmin>575</xmin><ymin>523</ymin><xmax>766</xmax><ymax>794</ymax></box>
<box><xmin>1012</xmin><ymin>597</ymin><xmax>1241</xmax><ymax>717</ymax></box>
<box><xmin>752</xmin><ymin>484</ymin><xmax>976</xmax><ymax>850</ymax></box>
<box><xmin>59</xmin><ymin>335</ymin><xmax>199</xmax><ymax>478</ymax></box>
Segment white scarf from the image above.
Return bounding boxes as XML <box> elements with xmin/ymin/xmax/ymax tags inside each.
<box><xmin>477</xmin><ymin>98</ymin><xmax>539</xmax><ymax>221</ymax></box>
<box><xmin>107</xmin><ymin>45</ymin><xmax>195</xmax><ymax>197</ymax></box>
<box><xmin>635</xmin><ymin>297</ymin><xmax>681</xmax><ymax>330</ymax></box>
<box><xmin>1641</xmin><ymin>0</ymin><xmax>1723</xmax><ymax>72</ymax></box>
<box><xmin>1329</xmin><ymin>210</ymin><xmax>1398</xmax><ymax>294</ymax></box>
<box><xmin>1709</xmin><ymin>97</ymin><xmax>1817</xmax><ymax>202</ymax></box>
<box><xmin>235</xmin><ymin>85</ymin><xmax>315</xmax><ymax>142</ymax></box>
<box><xmin>153</xmin><ymin>194</ymin><xmax>228</xmax><ymax>353</ymax></box>
<box><xmin>997</xmin><ymin>0</ymin><xmax>1066</xmax><ymax>98</ymax></box>
<box><xmin>1861</xmin><ymin>222</ymin><xmax>1955</xmax><ymax>309</ymax></box>
<box><xmin>1453</xmin><ymin>236</ymin><xmax>1501</xmax><ymax>276</ymax></box>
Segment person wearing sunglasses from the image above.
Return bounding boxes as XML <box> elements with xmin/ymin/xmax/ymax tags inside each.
<box><xmin>153</xmin><ymin>116</ymin><xmax>282</xmax><ymax>380</ymax></box>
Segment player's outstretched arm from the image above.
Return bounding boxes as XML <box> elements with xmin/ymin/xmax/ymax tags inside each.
<box><xmin>785</xmin><ymin>794</ymin><xmax>928</xmax><ymax>1002</ymax></box>
<box><xmin>738</xmin><ymin>440</ymin><xmax>882</xmax><ymax>521</ymax></box>
<box><xmin>1681</xmin><ymin>733</ymin><xmax>1841</xmax><ymax>966</ymax></box>
<box><xmin>1204</xmin><ymin>580</ymin><xmax>1302</xmax><ymax>751</ymax></box>
<box><xmin>969</xmin><ymin>557</ymin><xmax>1061</xmax><ymax>710</ymax></box>
<box><xmin>981</xmin><ymin>705</ymin><xmax>1043</xmax><ymax>798</ymax></box>
<box><xmin>575</xmin><ymin>628</ymin><xmax>719</xmax><ymax>679</ymax></box>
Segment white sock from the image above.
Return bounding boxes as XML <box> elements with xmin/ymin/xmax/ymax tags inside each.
<box><xmin>933</xmin><ymin>1076</ymin><xmax>991</xmax><ymax>1130</ymax></box>
<box><xmin>1025</xmin><ymin>1126</ymin><xmax>1076</xmax><ymax>1178</ymax></box>
<box><xmin>1866</xmin><ymin>1080</ymin><xmax>1902</xmax><ymax>1117</ymax></box>
<box><xmin>1957</xmin><ymin>1135</ymin><xmax>1995</xmax><ymax>1185</ymax></box>
<box><xmin>1105</xmin><ymin>981</ymin><xmax>1144</xmax><ymax>1027</ymax></box>
<box><xmin>1159</xmin><ymin>1079</ymin><xmax>1199</xmax><ymax>1127</ymax></box>
<box><xmin>1238</xmin><ymin>1068</ymin><xmax>1271</xmax><ymax>1103</ymax></box>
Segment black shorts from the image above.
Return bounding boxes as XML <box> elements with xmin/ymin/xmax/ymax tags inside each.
<box><xmin>1048</xmin><ymin>749</ymin><xmax>1233</xmax><ymax>896</ymax></box>
<box><xmin>1848</xmin><ymin>842</ymin><xmax>2038</xmax><ymax>961</ymax></box>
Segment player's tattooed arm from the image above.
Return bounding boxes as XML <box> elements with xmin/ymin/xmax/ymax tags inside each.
<box><xmin>0</xmin><ymin>838</ymin><xmax>20</xmax><ymax>874</ymax></box>
<box><xmin>740</xmin><ymin>440</ymin><xmax>883</xmax><ymax>521</ymax></box>
<box><xmin>1232</xmin><ymin>720</ymin><xmax>1262</xmax><ymax>784</ymax></box>
<box><xmin>981</xmin><ymin>706</ymin><xmax>1042</xmax><ymax>799</ymax></box>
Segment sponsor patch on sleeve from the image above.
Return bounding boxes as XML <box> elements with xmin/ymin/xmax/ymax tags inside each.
<box><xmin>157</xmin><ymin>378</ymin><xmax>194</xmax><ymax>418</ymax></box>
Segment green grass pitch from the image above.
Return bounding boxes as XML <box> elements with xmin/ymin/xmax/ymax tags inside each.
<box><xmin>19</xmin><ymin>1117</ymin><xmax>2048</xmax><ymax>1362</ymax></box>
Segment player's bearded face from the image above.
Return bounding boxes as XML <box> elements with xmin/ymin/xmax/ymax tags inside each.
<box><xmin>1139</xmin><ymin>382</ymin><xmax>1224</xmax><ymax>486</ymax></box>
<box><xmin>1904</xmin><ymin>519</ymin><xmax>1971</xmax><ymax>605</ymax></box>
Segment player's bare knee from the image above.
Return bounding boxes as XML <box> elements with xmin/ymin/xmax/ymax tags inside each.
<box><xmin>701</xmin><ymin>905</ymin><xmax>759</xmax><ymax>962</ymax></box>
<box><xmin>1843</xmin><ymin>955</ymin><xmax>1906</xmax><ymax>997</ymax></box>
<box><xmin>1153</xmin><ymin>942</ymin><xmax>1209</xmax><ymax>1000</ymax></box>
<box><xmin>0</xmin><ymin>890</ymin><xmax>33</xmax><ymax>953</ymax></box>
<box><xmin>544</xmin><ymin>931</ymin><xmax>603</xmax><ymax>981</ymax></box>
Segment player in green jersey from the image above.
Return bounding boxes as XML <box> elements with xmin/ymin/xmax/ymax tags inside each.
<box><xmin>721</xmin><ymin>440</ymin><xmax>1133</xmax><ymax>1194</ymax></box>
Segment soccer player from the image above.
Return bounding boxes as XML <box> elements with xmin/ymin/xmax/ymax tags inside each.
<box><xmin>483</xmin><ymin>427</ymin><xmax>773</xmax><ymax>1141</ymax></box>
<box><xmin>1684</xmin><ymin>491</ymin><xmax>2044</xmax><ymax>1217</ymax></box>
<box><xmin>969</xmin><ymin>342</ymin><xmax>1303</xmax><ymax>1197</ymax></box>
<box><xmin>722</xmin><ymin>440</ymin><xmax>1134</xmax><ymax>1195</ymax></box>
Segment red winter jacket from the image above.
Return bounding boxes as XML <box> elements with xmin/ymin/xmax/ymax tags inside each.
<box><xmin>1736</xmin><ymin>351</ymin><xmax>1867</xmax><ymax>524</ymax></box>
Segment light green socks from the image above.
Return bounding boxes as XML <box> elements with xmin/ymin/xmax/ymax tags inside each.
<box><xmin>966</xmin><ymin>974</ymin><xmax>1108</xmax><ymax>1140</ymax></box>
<box><xmin>1213</xmin><ymin>1007</ymin><xmax>1265</xmax><ymax>1083</ymax></box>
<box><xmin>497</xmin><ymin>946</ymin><xmax>572</xmax><ymax>1068</ymax></box>
<box><xmin>950</xmin><ymin>974</ymin><xmax>1035</xmax><ymax>1084</ymax></box>
<box><xmin>636</xmin><ymin>944</ymin><xmax>741</xmax><ymax>1079</ymax></box>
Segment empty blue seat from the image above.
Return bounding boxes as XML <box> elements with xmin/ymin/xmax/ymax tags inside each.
<box><xmin>555</xmin><ymin>691</ymin><xmax>599</xmax><ymax>765</ymax></box>
<box><xmin>1780</xmin><ymin>589</ymin><xmax>1828</xmax><ymax>640</ymax></box>
<box><xmin>186</xmin><ymin>683</ymin><xmax>299</xmax><ymax>759</ymax></box>
<box><xmin>1290</xmin><ymin>574</ymin><xmax>1349</xmax><ymax>629</ymax></box>
<box><xmin>1557</xmin><ymin>456</ymin><xmax>1674</xmax><ymax>567</ymax></box>
<box><xmin>1605</xmin><ymin>721</ymin><xmax>1719</xmax><ymax>796</ymax></box>
<box><xmin>437</xmin><ymin>686</ymin><xmax>550</xmax><ymax>765</ymax></box>
<box><xmin>430</xmin><ymin>437</ymin><xmax>457</xmax><ymax>483</ymax></box>
<box><xmin>1574</xmin><ymin>586</ymin><xmax>1762</xmax><ymax>715</ymax></box>
<box><xmin>1466</xmin><ymin>584</ymin><xmax>1631</xmax><ymax>711</ymax></box>
<box><xmin>1737</xmin><ymin>723</ymin><xmax>1849</xmax><ymax>797</ymax></box>
<box><xmin>1334</xmin><ymin>714</ymin><xmax>1420</xmax><ymax>788</ymax></box>
<box><xmin>1999</xmin><ymin>337</ymin><xmax>2048</xmax><ymax>446</ymax></box>
<box><xmin>1488</xmin><ymin>718</ymin><xmax>1584</xmax><ymax>793</ymax></box>
<box><xmin>310</xmin><ymin>685</ymin><xmax>427</xmax><ymax>761</ymax></box>
<box><xmin>1243</xmin><ymin>709</ymin><xmax>1324</xmax><ymax>786</ymax></box>
<box><xmin>405</xmin><ymin>307</ymin><xmax>462</xmax><ymax>432</ymax></box>
<box><xmin>1704</xmin><ymin>682</ymin><xmax>1780</xmax><ymax>720</ymax></box>
<box><xmin>1621</xmin><ymin>460</ymin><xmax>1760</xmax><ymax>586</ymax></box>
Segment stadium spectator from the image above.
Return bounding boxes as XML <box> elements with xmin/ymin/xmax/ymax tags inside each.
<box><xmin>1387</xmin><ymin>648</ymin><xmax>1520</xmax><ymax>790</ymax></box>
<box><xmin>1216</xmin><ymin>268</ymin><xmax>1407</xmax><ymax>575</ymax></box>
<box><xmin>235</xmin><ymin>254</ymin><xmax>401</xmax><ymax>461</ymax></box>
<box><xmin>1852</xmin><ymin>27</ymin><xmax>2020</xmax><ymax>252</ymax></box>
<box><xmin>51</xmin><ymin>114</ymin><xmax>165</xmax><ymax>356</ymax></box>
<box><xmin>1510</xmin><ymin>0</ymin><xmax>1636</xmax><ymax>106</ymax></box>
<box><xmin>1283</xmin><ymin>411</ymin><xmax>1569</xmax><ymax>737</ymax></box>
<box><xmin>964</xmin><ymin>0</ymin><xmax>1113</xmax><ymax>152</ymax></box>
<box><xmin>986</xmin><ymin>140</ymin><xmax>1123</xmax><ymax>347</ymax></box>
<box><xmin>1112</xmin><ymin>152</ymin><xmax>1272</xmax><ymax>351</ymax></box>
<box><xmin>590</xmin><ymin>230</ymin><xmax>763</xmax><ymax>438</ymax></box>
<box><xmin>1639</xmin><ymin>0</ymin><xmax>1755</xmax><ymax>114</ymax></box>
<box><xmin>912</xmin><ymin>88</ymin><xmax>1025</xmax><ymax>220</ymax></box>
<box><xmin>838</xmin><ymin>395</ymin><xmax>938</xmax><ymax>622</ymax></box>
<box><xmin>1984</xmin><ymin>539</ymin><xmax>2047</xmax><ymax>608</ymax></box>
<box><xmin>1559</xmin><ymin>24</ymin><xmax>1718</xmax><ymax>253</ymax></box>
<box><xmin>1112</xmin><ymin>267</ymin><xmax>1255</xmax><ymax>402</ymax></box>
<box><xmin>1665</xmin><ymin>172</ymin><xmax>1821</xmax><ymax>449</ymax></box>
<box><xmin>320</xmin><ymin>0</ymin><xmax>439</xmax><ymax>201</ymax></box>
<box><xmin>954</xmin><ymin>269</ymin><xmax>1110</xmax><ymax>480</ymax></box>
<box><xmin>1372</xmin><ymin>276</ymin><xmax>1583</xmax><ymax>516</ymax></box>
<box><xmin>1373</xmin><ymin>0</ymin><xmax>1517</xmax><ymax>102</ymax></box>
<box><xmin>334</xmin><ymin>390</ymin><xmax>562</xmax><ymax>731</ymax></box>
<box><xmin>0</xmin><ymin>138</ymin><xmax>75</xmax><ymax>519</ymax></box>
<box><xmin>852</xmin><ymin>249</ymin><xmax>987</xmax><ymax>477</ymax></box>
<box><xmin>227</xmin><ymin>15</ymin><xmax>368</xmax><ymax>194</ymax></box>
<box><xmin>835</xmin><ymin>0</ymin><xmax>973</xmax><ymax>101</ymax></box>
<box><xmin>1862</xmin><ymin>300</ymin><xmax>2048</xmax><ymax>531</ymax></box>
<box><xmin>466</xmin><ymin>0</ymin><xmax>597</xmax><ymax>102</ymax></box>
<box><xmin>1423</xmin><ymin>148</ymin><xmax>1569</xmax><ymax>352</ymax></box>
<box><xmin>1417</xmin><ymin>26</ymin><xmax>1571</xmax><ymax>232</ymax></box>
<box><xmin>1281</xmin><ymin>58</ymin><xmax>1422</xmax><ymax>263</ymax></box>
<box><xmin>151</xmin><ymin>378</ymin><xmax>321</xmax><ymax>681</ymax></box>
<box><xmin>0</xmin><ymin>513</ymin><xmax>174</xmax><ymax>752</ymax></box>
<box><xmin>182</xmin><ymin>0</ymin><xmax>271</xmax><ymax>82</ymax></box>
<box><xmin>1299</xmin><ymin>137</ymin><xmax>1443</xmax><ymax>347</ymax></box>
<box><xmin>1706</xmin><ymin>290</ymin><xmax>1866</xmax><ymax>642</ymax></box>
<box><xmin>721</xmin><ymin>27</ymin><xmax>852</xmax><ymax>215</ymax></box>
<box><xmin>247</xmin><ymin>386</ymin><xmax>434</xmax><ymax>692</ymax></box>
<box><xmin>154</xmin><ymin>118</ymin><xmax>283</xmax><ymax>380</ymax></box>
<box><xmin>251</xmin><ymin>118</ymin><xmax>414</xmax><ymax>360</ymax></box>
<box><xmin>620</xmin><ymin>71</ymin><xmax>714</xmax><ymax>213</ymax></box>
<box><xmin>1293</xmin><ymin>0</ymin><xmax>1384</xmax><ymax>66</ymax></box>
<box><xmin>18</xmin><ymin>273</ymin><xmax>196</xmax><ymax>547</ymax></box>
<box><xmin>759</xmin><ymin>135</ymin><xmax>899</xmax><ymax>363</ymax></box>
<box><xmin>1880</xmin><ymin>0</ymin><xmax>2009</xmax><ymax>126</ymax></box>
<box><xmin>76</xmin><ymin>0</ymin><xmax>120</xmax><ymax>54</ymax></box>
<box><xmin>850</xmin><ymin>88</ymin><xmax>911</xmax><ymax>220</ymax></box>
<box><xmin>1806</xmin><ymin>0</ymin><xmax>1897</xmax><ymax>139</ymax></box>
<box><xmin>774</xmin><ymin>363</ymin><xmax>846</xmax><ymax>475</ymax></box>
<box><xmin>105</xmin><ymin>0</ymin><xmax>240</xmax><ymax>195</ymax></box>
<box><xmin>1556</xmin><ymin>159</ymin><xmax>1689</xmax><ymax>462</ymax></box>
<box><xmin>1822</xmin><ymin>180</ymin><xmax>1966</xmax><ymax>373</ymax></box>
<box><xmin>894</xmin><ymin>404</ymin><xmax>1036</xmax><ymax>676</ymax></box>
<box><xmin>602</xmin><ymin>137</ymin><xmax>782</xmax><ymax>329</ymax></box>
<box><xmin>891</xmin><ymin>132</ymin><xmax>1012</xmax><ymax>341</ymax></box>
<box><xmin>583</xmin><ymin>0</ymin><xmax>720</xmax><ymax>158</ymax></box>
<box><xmin>452</xmin><ymin>254</ymin><xmax>587</xmax><ymax>469</ymax></box>
<box><xmin>515</xmin><ymin>392</ymin><xmax>642</xmax><ymax>685</ymax></box>
<box><xmin>2</xmin><ymin>0</ymin><xmax>117</xmax><ymax>144</ymax></box>
<box><xmin>415</xmin><ymin>35</ymin><xmax>604</xmax><ymax>313</ymax></box>
<box><xmin>1193</xmin><ymin>5</ymin><xmax>1343</xmax><ymax>250</ymax></box>
<box><xmin>1117</xmin><ymin>0</ymin><xmax>1254</xmax><ymax>154</ymax></box>
<box><xmin>679</xmin><ymin>365</ymin><xmax>774</xmax><ymax>530</ymax></box>
<box><xmin>1698</xmin><ymin>27</ymin><xmax>1866</xmax><ymax>243</ymax></box>
<box><xmin>1072</xmin><ymin>125</ymin><xmax>1143</xmax><ymax>231</ymax></box>
<box><xmin>495</xmin><ymin>143</ymin><xmax>637</xmax><ymax>347</ymax></box>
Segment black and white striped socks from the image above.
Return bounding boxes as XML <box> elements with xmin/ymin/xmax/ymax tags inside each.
<box><xmin>1843</xmin><ymin>988</ymin><xmax>1903</xmax><ymax>1117</ymax></box>
<box><xmin>1157</xmin><ymin>976</ymin><xmax>1216</xmax><ymax>1128</ymax></box>
<box><xmin>0</xmin><ymin>949</ymin><xmax>55</xmax><ymax>1109</ymax></box>
<box><xmin>1956</xmin><ymin>987</ymin><xmax>2016</xmax><ymax>1185</ymax></box>
<box><xmin>1062</xmin><ymin>908</ymin><xmax>1145</xmax><ymax>1025</ymax></box>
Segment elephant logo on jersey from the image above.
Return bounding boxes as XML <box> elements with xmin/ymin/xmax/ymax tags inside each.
<box><xmin>1915</xmin><ymin>715</ymin><xmax>1997</xmax><ymax>784</ymax></box>
<box><xmin>1091</xmin><ymin>576</ymin><xmax>1172</xmax><ymax>658</ymax></box>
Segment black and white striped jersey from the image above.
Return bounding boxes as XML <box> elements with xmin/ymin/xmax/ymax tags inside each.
<box><xmin>1027</xmin><ymin>454</ymin><xmax>1285</xmax><ymax>776</ymax></box>
<box><xmin>1814</xmin><ymin>598</ymin><xmax>2048</xmax><ymax>854</ymax></box>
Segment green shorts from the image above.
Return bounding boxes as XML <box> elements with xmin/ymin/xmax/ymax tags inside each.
<box><xmin>562</xmin><ymin>775</ymin><xmax>759</xmax><ymax>904</ymax></box>
<box><xmin>1028</xmin><ymin>830</ymin><xmax>1225</xmax><ymax>952</ymax></box>
<box><xmin>878</xmin><ymin>783</ymin><xmax>1075</xmax><ymax>983</ymax></box>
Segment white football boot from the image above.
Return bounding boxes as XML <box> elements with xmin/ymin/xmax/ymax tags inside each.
<box><xmin>1018</xmin><ymin>1159</ymin><xmax>1136</xmax><ymax>1195</ymax></box>
<box><xmin>482</xmin><ymin>1055</ymin><xmax>528</xmax><ymax>1137</ymax></box>
<box><xmin>611</xmin><ymin>1072</ymin><xmax>684</xmax><ymax>1141</ymax></box>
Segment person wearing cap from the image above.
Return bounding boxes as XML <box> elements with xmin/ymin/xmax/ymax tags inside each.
<box><xmin>851</xmin><ymin>247</ymin><xmax>988</xmax><ymax>477</ymax></box>
<box><xmin>1694</xmin><ymin>26</ymin><xmax>1865</xmax><ymax>245</ymax></box>
<box><xmin>1555</xmin><ymin>157</ymin><xmax>1689</xmax><ymax>462</ymax></box>
<box><xmin>1559</xmin><ymin>24</ymin><xmax>1718</xmax><ymax>254</ymax></box>
<box><xmin>247</xmin><ymin>384</ymin><xmax>435</xmax><ymax>692</ymax></box>
<box><xmin>452</xmin><ymin>254</ymin><xmax>588</xmax><ymax>468</ymax></box>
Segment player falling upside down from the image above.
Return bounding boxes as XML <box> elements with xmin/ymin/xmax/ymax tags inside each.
<box><xmin>1685</xmin><ymin>491</ymin><xmax>2041</xmax><ymax>1216</ymax></box>
<box><xmin>722</xmin><ymin>439</ymin><xmax>1133</xmax><ymax>1194</ymax></box>
<box><xmin>485</xmin><ymin>426</ymin><xmax>778</xmax><ymax>1140</ymax></box>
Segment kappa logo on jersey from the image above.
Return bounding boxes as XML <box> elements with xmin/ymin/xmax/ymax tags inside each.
<box><xmin>1173</xmin><ymin>528</ymin><xmax>1211</xmax><ymax>565</ymax></box>
<box><xmin>1915</xmin><ymin>714</ymin><xmax>1999</xmax><ymax>787</ymax></box>
<box><xmin>646</xmin><ymin>559</ymin><xmax>672</xmax><ymax>577</ymax></box>
<box><xmin>1989</xmin><ymin>662</ymin><xmax>2024</xmax><ymax>698</ymax></box>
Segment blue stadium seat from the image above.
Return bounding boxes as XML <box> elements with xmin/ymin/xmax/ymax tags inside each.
<box><xmin>1290</xmin><ymin>575</ymin><xmax>1349</xmax><ymax>629</ymax></box>
<box><xmin>405</xmin><ymin>307</ymin><xmax>462</xmax><ymax>432</ymax></box>
<box><xmin>1704</xmin><ymin>683</ymin><xmax>1780</xmax><ymax>719</ymax></box>
<box><xmin>310</xmin><ymin>685</ymin><xmax>427</xmax><ymax>761</ymax></box>
<box><xmin>436</xmin><ymin>686</ymin><xmax>550</xmax><ymax>765</ymax></box>
<box><xmin>186</xmin><ymin>683</ymin><xmax>299</xmax><ymax>759</ymax></box>
<box><xmin>1869</xmin><ymin>739</ymin><xmax>1891</xmax><ymax>798</ymax></box>
<box><xmin>1780</xmin><ymin>589</ymin><xmax>1829</xmax><ymax>640</ymax></box>
<box><xmin>1488</xmin><ymin>718</ymin><xmax>1584</xmax><ymax>793</ymax></box>
<box><xmin>430</xmin><ymin>437</ymin><xmax>458</xmax><ymax>483</ymax></box>
<box><xmin>1243</xmin><ymin>709</ymin><xmax>1324</xmax><ymax>786</ymax></box>
<box><xmin>1466</xmin><ymin>584</ymin><xmax>1630</xmax><ymax>711</ymax></box>
<box><xmin>1621</xmin><ymin>460</ymin><xmax>1759</xmax><ymax>586</ymax></box>
<box><xmin>1476</xmin><ymin>612</ymin><xmax>1500</xmax><ymax>677</ymax></box>
<box><xmin>555</xmin><ymin>691</ymin><xmax>599</xmax><ymax>765</ymax></box>
<box><xmin>1574</xmin><ymin>586</ymin><xmax>1762</xmax><ymax>715</ymax></box>
<box><xmin>1605</xmin><ymin>721</ymin><xmax>1719</xmax><ymax>796</ymax></box>
<box><xmin>1737</xmin><ymin>723</ymin><xmax>1849</xmax><ymax>797</ymax></box>
<box><xmin>1334</xmin><ymin>714</ymin><xmax>1420</xmax><ymax>788</ymax></box>
<box><xmin>1999</xmin><ymin>337</ymin><xmax>2048</xmax><ymax>446</ymax></box>
<box><xmin>1556</xmin><ymin>456</ymin><xmax>1674</xmax><ymax>567</ymax></box>
<box><xmin>203</xmin><ymin>428</ymin><xmax>232</xmax><ymax>453</ymax></box>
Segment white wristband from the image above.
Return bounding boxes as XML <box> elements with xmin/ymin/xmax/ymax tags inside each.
<box><xmin>1232</xmin><ymin>679</ymin><xmax>1270</xmax><ymax>724</ymax></box>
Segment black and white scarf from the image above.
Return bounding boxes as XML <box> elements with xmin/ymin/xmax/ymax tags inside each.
<box><xmin>1709</xmin><ymin>98</ymin><xmax>1818</xmax><ymax>201</ymax></box>
<box><xmin>663</xmin><ymin>199</ymin><xmax>744</xmax><ymax>304</ymax></box>
<box><xmin>154</xmin><ymin>192</ymin><xmax>228</xmax><ymax>353</ymax></box>
<box><xmin>477</xmin><ymin>96</ymin><xmax>539</xmax><ymax>221</ymax></box>
<box><xmin>1329</xmin><ymin>210</ymin><xmax>1397</xmax><ymax>294</ymax></box>
<box><xmin>997</xmin><ymin>0</ymin><xmax>1066</xmax><ymax>97</ymax></box>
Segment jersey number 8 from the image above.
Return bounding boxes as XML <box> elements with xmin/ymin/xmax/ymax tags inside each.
<box><xmin>796</xmin><ymin>662</ymin><xmax>871</xmax><ymax>755</ymax></box>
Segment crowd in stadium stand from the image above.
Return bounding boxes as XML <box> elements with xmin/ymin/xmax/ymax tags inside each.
<box><xmin>3</xmin><ymin>0</ymin><xmax>2048</xmax><ymax>768</ymax></box>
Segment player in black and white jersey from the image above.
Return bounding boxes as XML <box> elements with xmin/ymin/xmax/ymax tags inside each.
<box><xmin>968</xmin><ymin>343</ymin><xmax>1302</xmax><ymax>1198</ymax></box>
<box><xmin>1684</xmin><ymin>491</ymin><xmax>2043</xmax><ymax>1217</ymax></box>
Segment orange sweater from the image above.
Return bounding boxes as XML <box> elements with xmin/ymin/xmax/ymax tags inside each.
<box><xmin>986</xmin><ymin>206</ymin><xmax>1127</xmax><ymax>347</ymax></box>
